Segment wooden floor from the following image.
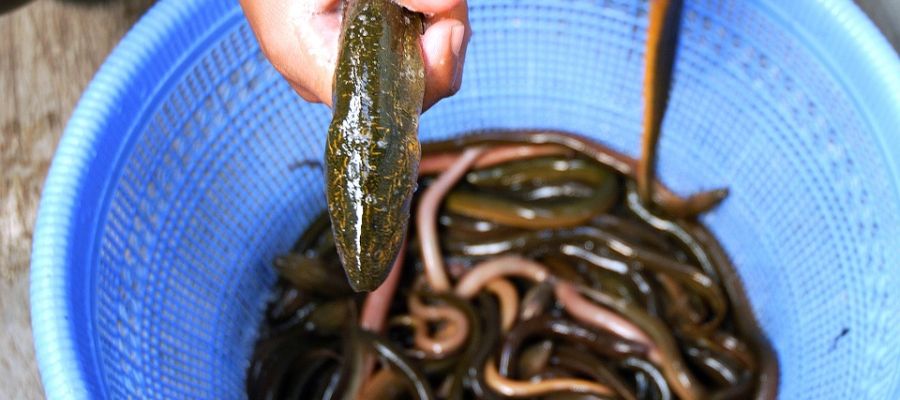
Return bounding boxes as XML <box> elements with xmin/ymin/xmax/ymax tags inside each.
<box><xmin>0</xmin><ymin>1</ymin><xmax>156</xmax><ymax>398</ymax></box>
<box><xmin>857</xmin><ymin>0</ymin><xmax>900</xmax><ymax>49</ymax></box>
<box><xmin>0</xmin><ymin>0</ymin><xmax>895</xmax><ymax>398</ymax></box>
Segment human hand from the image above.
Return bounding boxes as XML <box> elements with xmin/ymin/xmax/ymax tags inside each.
<box><xmin>240</xmin><ymin>0</ymin><xmax>470</xmax><ymax>111</ymax></box>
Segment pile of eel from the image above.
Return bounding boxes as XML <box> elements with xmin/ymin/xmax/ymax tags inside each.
<box><xmin>248</xmin><ymin>0</ymin><xmax>779</xmax><ymax>398</ymax></box>
<box><xmin>248</xmin><ymin>128</ymin><xmax>778</xmax><ymax>400</ymax></box>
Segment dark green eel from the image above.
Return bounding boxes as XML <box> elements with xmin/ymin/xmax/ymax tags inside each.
<box><xmin>326</xmin><ymin>0</ymin><xmax>425</xmax><ymax>291</ymax></box>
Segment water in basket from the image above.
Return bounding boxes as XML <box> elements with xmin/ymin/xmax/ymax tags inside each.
<box><xmin>31</xmin><ymin>0</ymin><xmax>900</xmax><ymax>399</ymax></box>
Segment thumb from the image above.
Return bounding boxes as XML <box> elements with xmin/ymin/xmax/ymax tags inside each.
<box><xmin>421</xmin><ymin>19</ymin><xmax>467</xmax><ymax>110</ymax></box>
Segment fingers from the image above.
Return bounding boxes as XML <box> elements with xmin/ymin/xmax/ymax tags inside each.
<box><xmin>420</xmin><ymin>0</ymin><xmax>470</xmax><ymax>110</ymax></box>
<box><xmin>241</xmin><ymin>0</ymin><xmax>470</xmax><ymax>111</ymax></box>
<box><xmin>239</xmin><ymin>0</ymin><xmax>340</xmax><ymax>106</ymax></box>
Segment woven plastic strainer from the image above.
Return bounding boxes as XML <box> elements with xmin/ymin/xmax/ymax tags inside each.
<box><xmin>31</xmin><ymin>0</ymin><xmax>900</xmax><ymax>398</ymax></box>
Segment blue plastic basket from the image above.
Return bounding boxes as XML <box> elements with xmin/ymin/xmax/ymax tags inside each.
<box><xmin>30</xmin><ymin>0</ymin><xmax>900</xmax><ymax>398</ymax></box>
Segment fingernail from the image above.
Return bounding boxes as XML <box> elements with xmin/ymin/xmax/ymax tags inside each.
<box><xmin>449</xmin><ymin>61</ymin><xmax>463</xmax><ymax>94</ymax></box>
<box><xmin>449</xmin><ymin>23</ymin><xmax>465</xmax><ymax>57</ymax></box>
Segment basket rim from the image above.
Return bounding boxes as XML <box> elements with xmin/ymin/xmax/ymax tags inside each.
<box><xmin>29</xmin><ymin>0</ymin><xmax>900</xmax><ymax>398</ymax></box>
<box><xmin>28</xmin><ymin>0</ymin><xmax>231</xmax><ymax>398</ymax></box>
